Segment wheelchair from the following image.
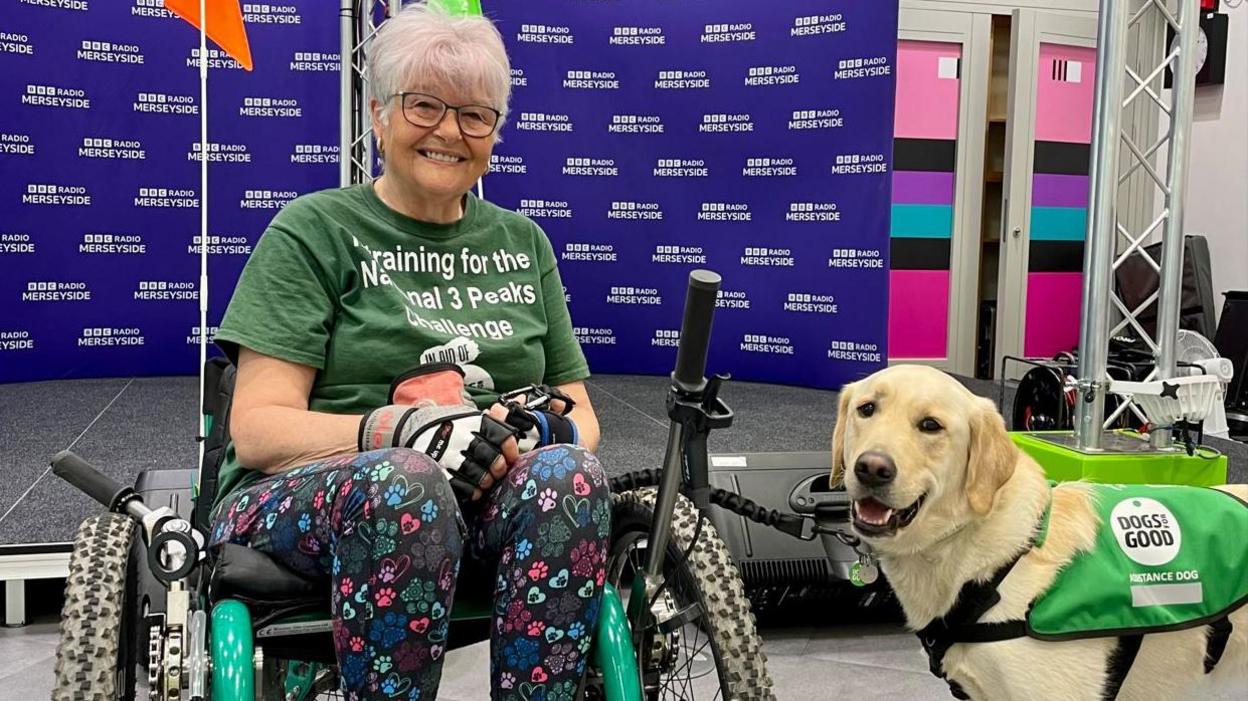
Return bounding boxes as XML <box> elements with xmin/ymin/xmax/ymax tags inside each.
<box><xmin>50</xmin><ymin>271</ymin><xmax>776</xmax><ymax>700</ymax></box>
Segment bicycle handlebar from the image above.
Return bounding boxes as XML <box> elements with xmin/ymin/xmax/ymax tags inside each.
<box><xmin>673</xmin><ymin>270</ymin><xmax>721</xmax><ymax>390</ymax></box>
<box><xmin>51</xmin><ymin>450</ymin><xmax>132</xmax><ymax>513</ymax></box>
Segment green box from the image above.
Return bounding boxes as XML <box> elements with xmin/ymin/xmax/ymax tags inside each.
<box><xmin>1010</xmin><ymin>431</ymin><xmax>1228</xmax><ymax>486</ymax></box>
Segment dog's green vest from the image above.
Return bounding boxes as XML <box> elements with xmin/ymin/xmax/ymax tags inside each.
<box><xmin>1027</xmin><ymin>484</ymin><xmax>1248</xmax><ymax>640</ymax></box>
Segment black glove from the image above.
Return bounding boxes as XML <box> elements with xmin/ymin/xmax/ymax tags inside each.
<box><xmin>360</xmin><ymin>404</ymin><xmax>517</xmax><ymax>502</ymax></box>
<box><xmin>496</xmin><ymin>384</ymin><xmax>579</xmax><ymax>452</ymax></box>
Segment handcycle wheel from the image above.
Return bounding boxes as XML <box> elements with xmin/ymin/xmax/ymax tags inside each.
<box><xmin>54</xmin><ymin>513</ymin><xmax>137</xmax><ymax>701</ymax></box>
<box><xmin>605</xmin><ymin>488</ymin><xmax>774</xmax><ymax>700</ymax></box>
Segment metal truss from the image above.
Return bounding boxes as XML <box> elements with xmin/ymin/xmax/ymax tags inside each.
<box><xmin>1075</xmin><ymin>0</ymin><xmax>1202</xmax><ymax>450</ymax></box>
<box><xmin>340</xmin><ymin>0</ymin><xmax>403</xmax><ymax>185</ymax></box>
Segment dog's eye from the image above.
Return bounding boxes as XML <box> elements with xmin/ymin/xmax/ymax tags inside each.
<box><xmin>919</xmin><ymin>417</ymin><xmax>943</xmax><ymax>433</ymax></box>
<box><xmin>857</xmin><ymin>402</ymin><xmax>875</xmax><ymax>418</ymax></box>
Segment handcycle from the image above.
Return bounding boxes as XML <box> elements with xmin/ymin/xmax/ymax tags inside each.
<box><xmin>50</xmin><ymin>270</ymin><xmax>779</xmax><ymax>700</ymax></box>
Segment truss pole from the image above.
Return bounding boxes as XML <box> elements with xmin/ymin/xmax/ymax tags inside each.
<box><xmin>1151</xmin><ymin>0</ymin><xmax>1201</xmax><ymax>448</ymax></box>
<box><xmin>1076</xmin><ymin>0</ymin><xmax>1131</xmax><ymax>450</ymax></box>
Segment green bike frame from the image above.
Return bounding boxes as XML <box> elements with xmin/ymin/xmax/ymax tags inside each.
<box><xmin>210</xmin><ymin>600</ymin><xmax>255</xmax><ymax>701</ymax></box>
<box><xmin>595</xmin><ymin>584</ymin><xmax>643</xmax><ymax>701</ymax></box>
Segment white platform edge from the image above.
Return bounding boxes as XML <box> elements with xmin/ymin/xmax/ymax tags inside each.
<box><xmin>1</xmin><ymin>548</ymin><xmax>70</xmax><ymax>626</ymax></box>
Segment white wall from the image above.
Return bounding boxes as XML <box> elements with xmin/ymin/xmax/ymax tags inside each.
<box><xmin>902</xmin><ymin>0</ymin><xmax>1096</xmax><ymax>14</ymax></box>
<box><xmin>1184</xmin><ymin>4</ymin><xmax>1248</xmax><ymax>322</ymax></box>
<box><xmin>905</xmin><ymin>0</ymin><xmax>1243</xmax><ymax>319</ymax></box>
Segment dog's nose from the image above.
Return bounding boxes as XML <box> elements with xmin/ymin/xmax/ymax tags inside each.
<box><xmin>854</xmin><ymin>451</ymin><xmax>896</xmax><ymax>487</ymax></box>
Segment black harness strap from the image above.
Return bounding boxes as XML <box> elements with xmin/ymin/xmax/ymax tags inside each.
<box><xmin>1101</xmin><ymin>635</ymin><xmax>1143</xmax><ymax>701</ymax></box>
<box><xmin>916</xmin><ymin>552</ymin><xmax>1028</xmax><ymax>700</ymax></box>
<box><xmin>917</xmin><ymin>578</ymin><xmax>1236</xmax><ymax>700</ymax></box>
<box><xmin>917</xmin><ymin>555</ymin><xmax>1151</xmax><ymax>701</ymax></box>
<box><xmin>1204</xmin><ymin>616</ymin><xmax>1233</xmax><ymax>674</ymax></box>
<box><xmin>913</xmin><ymin>486</ymin><xmax>1236</xmax><ymax>700</ymax></box>
<box><xmin>1101</xmin><ymin>615</ymin><xmax>1235</xmax><ymax>699</ymax></box>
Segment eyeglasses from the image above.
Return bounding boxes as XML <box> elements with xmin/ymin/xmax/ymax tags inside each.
<box><xmin>393</xmin><ymin>92</ymin><xmax>501</xmax><ymax>138</ymax></box>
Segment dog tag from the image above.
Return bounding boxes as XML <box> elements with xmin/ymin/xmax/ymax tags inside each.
<box><xmin>849</xmin><ymin>556</ymin><xmax>878</xmax><ymax>587</ymax></box>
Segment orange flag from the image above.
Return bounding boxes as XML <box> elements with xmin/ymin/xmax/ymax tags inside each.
<box><xmin>164</xmin><ymin>0</ymin><xmax>254</xmax><ymax>71</ymax></box>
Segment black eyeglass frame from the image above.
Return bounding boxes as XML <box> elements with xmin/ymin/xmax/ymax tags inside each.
<box><xmin>391</xmin><ymin>91</ymin><xmax>503</xmax><ymax>138</ymax></box>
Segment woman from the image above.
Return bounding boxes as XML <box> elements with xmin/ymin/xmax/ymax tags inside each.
<box><xmin>207</xmin><ymin>5</ymin><xmax>610</xmax><ymax>700</ymax></box>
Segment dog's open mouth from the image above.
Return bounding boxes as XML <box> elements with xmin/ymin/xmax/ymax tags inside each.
<box><xmin>852</xmin><ymin>494</ymin><xmax>926</xmax><ymax>537</ymax></box>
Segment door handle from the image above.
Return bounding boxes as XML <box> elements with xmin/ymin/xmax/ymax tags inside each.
<box><xmin>1000</xmin><ymin>197</ymin><xmax>1021</xmax><ymax>242</ymax></box>
<box><xmin>1000</xmin><ymin>196</ymin><xmax>1009</xmax><ymax>243</ymax></box>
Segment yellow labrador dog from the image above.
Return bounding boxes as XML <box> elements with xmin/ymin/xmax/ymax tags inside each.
<box><xmin>832</xmin><ymin>365</ymin><xmax>1247</xmax><ymax>701</ymax></box>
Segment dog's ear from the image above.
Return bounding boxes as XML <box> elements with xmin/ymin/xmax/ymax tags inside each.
<box><xmin>966</xmin><ymin>397</ymin><xmax>1019</xmax><ymax>515</ymax></box>
<box><xmin>831</xmin><ymin>381</ymin><xmax>855</xmax><ymax>486</ymax></box>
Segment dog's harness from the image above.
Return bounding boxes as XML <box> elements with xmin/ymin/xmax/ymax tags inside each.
<box><xmin>915</xmin><ymin>489</ymin><xmax>1237</xmax><ymax>701</ymax></box>
<box><xmin>915</xmin><ymin>495</ymin><xmax>1052</xmax><ymax>700</ymax></box>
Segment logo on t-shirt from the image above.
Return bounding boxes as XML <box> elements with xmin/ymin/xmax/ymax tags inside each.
<box><xmin>421</xmin><ymin>337</ymin><xmax>495</xmax><ymax>390</ymax></box>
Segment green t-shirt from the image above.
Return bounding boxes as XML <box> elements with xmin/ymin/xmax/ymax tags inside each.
<box><xmin>210</xmin><ymin>183</ymin><xmax>589</xmax><ymax>506</ymax></box>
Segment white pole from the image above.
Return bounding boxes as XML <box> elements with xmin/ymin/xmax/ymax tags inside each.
<box><xmin>197</xmin><ymin>0</ymin><xmax>209</xmax><ymax>472</ymax></box>
<box><xmin>340</xmin><ymin>0</ymin><xmax>354</xmax><ymax>185</ymax></box>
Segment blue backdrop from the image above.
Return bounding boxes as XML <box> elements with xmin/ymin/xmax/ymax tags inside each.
<box><xmin>1</xmin><ymin>1</ymin><xmax>339</xmax><ymax>382</ymax></box>
<box><xmin>482</xmin><ymin>1</ymin><xmax>897</xmax><ymax>388</ymax></box>
<box><xmin>1</xmin><ymin>0</ymin><xmax>896</xmax><ymax>389</ymax></box>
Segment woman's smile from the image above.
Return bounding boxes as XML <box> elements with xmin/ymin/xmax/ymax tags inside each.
<box><xmin>417</xmin><ymin>148</ymin><xmax>466</xmax><ymax>164</ymax></box>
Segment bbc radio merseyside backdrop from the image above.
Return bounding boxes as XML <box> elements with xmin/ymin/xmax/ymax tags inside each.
<box><xmin>1</xmin><ymin>1</ymin><xmax>338</xmax><ymax>382</ymax></box>
<box><xmin>1</xmin><ymin>1</ymin><xmax>895</xmax><ymax>390</ymax></box>
<box><xmin>484</xmin><ymin>1</ymin><xmax>897</xmax><ymax>389</ymax></box>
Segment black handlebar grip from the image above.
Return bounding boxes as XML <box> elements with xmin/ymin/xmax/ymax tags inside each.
<box><xmin>51</xmin><ymin>450</ymin><xmax>128</xmax><ymax>511</ymax></box>
<box><xmin>673</xmin><ymin>269</ymin><xmax>722</xmax><ymax>388</ymax></box>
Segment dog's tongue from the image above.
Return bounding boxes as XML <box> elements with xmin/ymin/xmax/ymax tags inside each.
<box><xmin>856</xmin><ymin>498</ymin><xmax>894</xmax><ymax>525</ymax></box>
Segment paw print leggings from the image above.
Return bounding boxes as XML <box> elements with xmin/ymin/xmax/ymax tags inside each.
<box><xmin>208</xmin><ymin>445</ymin><xmax>612</xmax><ymax>701</ymax></box>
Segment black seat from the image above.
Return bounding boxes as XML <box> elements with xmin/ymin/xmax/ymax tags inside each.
<box><xmin>208</xmin><ymin>543</ymin><xmax>328</xmax><ymax>609</ymax></box>
<box><xmin>204</xmin><ymin>544</ymin><xmax>339</xmax><ymax>664</ymax></box>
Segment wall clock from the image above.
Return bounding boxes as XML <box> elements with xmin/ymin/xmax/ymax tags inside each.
<box><xmin>1166</xmin><ymin>12</ymin><xmax>1228</xmax><ymax>87</ymax></box>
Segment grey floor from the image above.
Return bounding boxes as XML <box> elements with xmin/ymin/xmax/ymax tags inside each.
<box><xmin>0</xmin><ymin>617</ymin><xmax>953</xmax><ymax>699</ymax></box>
<box><xmin>1</xmin><ymin>372</ymin><xmax>1245</xmax><ymax>698</ymax></box>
